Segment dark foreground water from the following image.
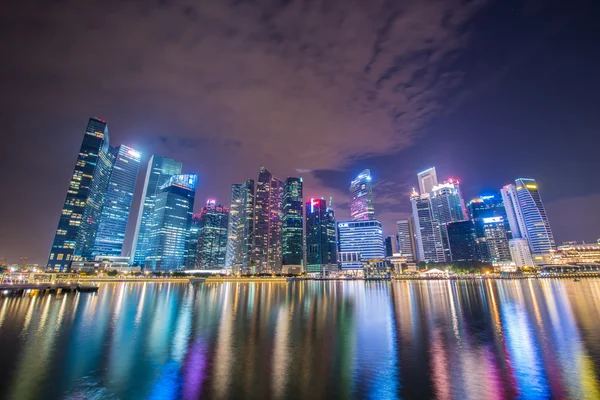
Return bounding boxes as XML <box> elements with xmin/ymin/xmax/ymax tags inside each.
<box><xmin>1</xmin><ymin>280</ymin><xmax>600</xmax><ymax>399</ymax></box>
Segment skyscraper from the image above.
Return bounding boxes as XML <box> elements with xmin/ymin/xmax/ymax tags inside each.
<box><xmin>91</xmin><ymin>145</ymin><xmax>141</xmax><ymax>257</ymax></box>
<box><xmin>48</xmin><ymin>118</ymin><xmax>112</xmax><ymax>270</ymax></box>
<box><xmin>131</xmin><ymin>155</ymin><xmax>182</xmax><ymax>266</ymax></box>
<box><xmin>514</xmin><ymin>178</ymin><xmax>556</xmax><ymax>255</ymax></box>
<box><xmin>196</xmin><ymin>200</ymin><xmax>229</xmax><ymax>269</ymax></box>
<box><xmin>225</xmin><ymin>180</ymin><xmax>255</xmax><ymax>274</ymax></box>
<box><xmin>447</xmin><ymin>220</ymin><xmax>478</xmax><ymax>262</ymax></box>
<box><xmin>410</xmin><ymin>191</ymin><xmax>445</xmax><ymax>263</ymax></box>
<box><xmin>501</xmin><ymin>183</ymin><xmax>527</xmax><ymax>240</ymax></box>
<box><xmin>145</xmin><ymin>174</ymin><xmax>197</xmax><ymax>271</ymax></box>
<box><xmin>467</xmin><ymin>194</ymin><xmax>511</xmax><ymax>262</ymax></box>
<box><xmin>282</xmin><ymin>177</ymin><xmax>304</xmax><ymax>268</ymax></box>
<box><xmin>305</xmin><ymin>198</ymin><xmax>337</xmax><ymax>274</ymax></box>
<box><xmin>349</xmin><ymin>169</ymin><xmax>375</xmax><ymax>221</ymax></box>
<box><xmin>396</xmin><ymin>218</ymin><xmax>417</xmax><ymax>262</ymax></box>
<box><xmin>337</xmin><ymin>220</ymin><xmax>385</xmax><ymax>270</ymax></box>
<box><xmin>509</xmin><ymin>238</ymin><xmax>535</xmax><ymax>269</ymax></box>
<box><xmin>482</xmin><ymin>217</ymin><xmax>512</xmax><ymax>261</ymax></box>
<box><xmin>186</xmin><ymin>214</ymin><xmax>201</xmax><ymax>269</ymax></box>
<box><xmin>417</xmin><ymin>167</ymin><xmax>438</xmax><ymax>196</ymax></box>
<box><xmin>385</xmin><ymin>236</ymin><xmax>394</xmax><ymax>258</ymax></box>
<box><xmin>254</xmin><ymin>167</ymin><xmax>283</xmax><ymax>273</ymax></box>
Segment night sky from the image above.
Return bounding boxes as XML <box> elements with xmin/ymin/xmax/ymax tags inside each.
<box><xmin>1</xmin><ymin>0</ymin><xmax>599</xmax><ymax>265</ymax></box>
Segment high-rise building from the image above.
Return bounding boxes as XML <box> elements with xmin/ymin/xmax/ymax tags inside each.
<box><xmin>396</xmin><ymin>218</ymin><xmax>416</xmax><ymax>262</ymax></box>
<box><xmin>417</xmin><ymin>167</ymin><xmax>438</xmax><ymax>196</ymax></box>
<box><xmin>513</xmin><ymin>178</ymin><xmax>556</xmax><ymax>255</ymax></box>
<box><xmin>337</xmin><ymin>220</ymin><xmax>385</xmax><ymax>270</ymax></box>
<box><xmin>501</xmin><ymin>183</ymin><xmax>527</xmax><ymax>240</ymax></box>
<box><xmin>48</xmin><ymin>118</ymin><xmax>112</xmax><ymax>270</ymax></box>
<box><xmin>305</xmin><ymin>198</ymin><xmax>337</xmax><ymax>274</ymax></box>
<box><xmin>410</xmin><ymin>191</ymin><xmax>445</xmax><ymax>263</ymax></box>
<box><xmin>254</xmin><ymin>167</ymin><xmax>283</xmax><ymax>273</ymax></box>
<box><xmin>91</xmin><ymin>145</ymin><xmax>141</xmax><ymax>258</ymax></box>
<box><xmin>186</xmin><ymin>214</ymin><xmax>201</xmax><ymax>269</ymax></box>
<box><xmin>196</xmin><ymin>200</ymin><xmax>229</xmax><ymax>270</ymax></box>
<box><xmin>145</xmin><ymin>174</ymin><xmax>197</xmax><ymax>271</ymax></box>
<box><xmin>509</xmin><ymin>238</ymin><xmax>535</xmax><ymax>269</ymax></box>
<box><xmin>430</xmin><ymin>181</ymin><xmax>465</xmax><ymax>260</ymax></box>
<box><xmin>385</xmin><ymin>236</ymin><xmax>394</xmax><ymax>258</ymax></box>
<box><xmin>225</xmin><ymin>180</ymin><xmax>255</xmax><ymax>274</ymax></box>
<box><xmin>482</xmin><ymin>217</ymin><xmax>511</xmax><ymax>261</ymax></box>
<box><xmin>447</xmin><ymin>220</ymin><xmax>478</xmax><ymax>262</ymax></box>
<box><xmin>131</xmin><ymin>155</ymin><xmax>182</xmax><ymax>266</ymax></box>
<box><xmin>282</xmin><ymin>177</ymin><xmax>304</xmax><ymax>268</ymax></box>
<box><xmin>467</xmin><ymin>194</ymin><xmax>511</xmax><ymax>261</ymax></box>
<box><xmin>349</xmin><ymin>169</ymin><xmax>375</xmax><ymax>221</ymax></box>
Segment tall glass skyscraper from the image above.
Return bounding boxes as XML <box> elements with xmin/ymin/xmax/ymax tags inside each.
<box><xmin>447</xmin><ymin>220</ymin><xmax>478</xmax><ymax>262</ymax></box>
<box><xmin>48</xmin><ymin>118</ymin><xmax>112</xmax><ymax>270</ymax></box>
<box><xmin>349</xmin><ymin>169</ymin><xmax>375</xmax><ymax>221</ymax></box>
<box><xmin>254</xmin><ymin>167</ymin><xmax>283</xmax><ymax>273</ymax></box>
<box><xmin>410</xmin><ymin>191</ymin><xmax>446</xmax><ymax>263</ymax></box>
<box><xmin>467</xmin><ymin>194</ymin><xmax>511</xmax><ymax>262</ymax></box>
<box><xmin>482</xmin><ymin>216</ymin><xmax>512</xmax><ymax>261</ymax></box>
<box><xmin>196</xmin><ymin>200</ymin><xmax>229</xmax><ymax>269</ymax></box>
<box><xmin>429</xmin><ymin>181</ymin><xmax>465</xmax><ymax>260</ymax></box>
<box><xmin>501</xmin><ymin>183</ymin><xmax>528</xmax><ymax>240</ymax></box>
<box><xmin>225</xmin><ymin>180</ymin><xmax>255</xmax><ymax>274</ymax></box>
<box><xmin>337</xmin><ymin>220</ymin><xmax>384</xmax><ymax>270</ymax></box>
<box><xmin>514</xmin><ymin>178</ymin><xmax>556</xmax><ymax>254</ymax></box>
<box><xmin>131</xmin><ymin>155</ymin><xmax>182</xmax><ymax>266</ymax></box>
<box><xmin>282</xmin><ymin>177</ymin><xmax>304</xmax><ymax>268</ymax></box>
<box><xmin>305</xmin><ymin>198</ymin><xmax>337</xmax><ymax>274</ymax></box>
<box><xmin>396</xmin><ymin>218</ymin><xmax>416</xmax><ymax>262</ymax></box>
<box><xmin>186</xmin><ymin>214</ymin><xmax>201</xmax><ymax>269</ymax></box>
<box><xmin>91</xmin><ymin>145</ymin><xmax>141</xmax><ymax>257</ymax></box>
<box><xmin>145</xmin><ymin>174</ymin><xmax>197</xmax><ymax>271</ymax></box>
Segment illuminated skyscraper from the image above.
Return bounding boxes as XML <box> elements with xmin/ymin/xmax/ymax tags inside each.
<box><xmin>131</xmin><ymin>155</ymin><xmax>182</xmax><ymax>266</ymax></box>
<box><xmin>513</xmin><ymin>178</ymin><xmax>556</xmax><ymax>254</ymax></box>
<box><xmin>306</xmin><ymin>198</ymin><xmax>337</xmax><ymax>274</ymax></box>
<box><xmin>186</xmin><ymin>214</ymin><xmax>201</xmax><ymax>269</ymax></box>
<box><xmin>501</xmin><ymin>183</ymin><xmax>527</xmax><ymax>240</ymax></box>
<box><xmin>225</xmin><ymin>180</ymin><xmax>255</xmax><ymax>274</ymax></box>
<box><xmin>411</xmin><ymin>191</ymin><xmax>445</xmax><ymax>263</ymax></box>
<box><xmin>482</xmin><ymin>217</ymin><xmax>512</xmax><ymax>261</ymax></box>
<box><xmin>349</xmin><ymin>169</ymin><xmax>375</xmax><ymax>221</ymax></box>
<box><xmin>196</xmin><ymin>200</ymin><xmax>229</xmax><ymax>269</ymax></box>
<box><xmin>254</xmin><ymin>167</ymin><xmax>283</xmax><ymax>273</ymax></box>
<box><xmin>467</xmin><ymin>194</ymin><xmax>511</xmax><ymax>262</ymax></box>
<box><xmin>337</xmin><ymin>220</ymin><xmax>385</xmax><ymax>270</ymax></box>
<box><xmin>385</xmin><ymin>236</ymin><xmax>394</xmax><ymax>258</ymax></box>
<box><xmin>396</xmin><ymin>218</ymin><xmax>416</xmax><ymax>262</ymax></box>
<box><xmin>282</xmin><ymin>177</ymin><xmax>304</xmax><ymax>268</ymax></box>
<box><xmin>509</xmin><ymin>238</ymin><xmax>535</xmax><ymax>268</ymax></box>
<box><xmin>447</xmin><ymin>220</ymin><xmax>478</xmax><ymax>262</ymax></box>
<box><xmin>91</xmin><ymin>145</ymin><xmax>141</xmax><ymax>258</ymax></box>
<box><xmin>417</xmin><ymin>167</ymin><xmax>438</xmax><ymax>196</ymax></box>
<box><xmin>145</xmin><ymin>174</ymin><xmax>197</xmax><ymax>271</ymax></box>
<box><xmin>48</xmin><ymin>118</ymin><xmax>112</xmax><ymax>270</ymax></box>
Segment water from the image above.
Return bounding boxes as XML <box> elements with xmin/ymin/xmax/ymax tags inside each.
<box><xmin>1</xmin><ymin>280</ymin><xmax>600</xmax><ymax>399</ymax></box>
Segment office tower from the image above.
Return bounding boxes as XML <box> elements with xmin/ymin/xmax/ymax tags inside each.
<box><xmin>501</xmin><ymin>184</ymin><xmax>527</xmax><ymax>240</ymax></box>
<box><xmin>467</xmin><ymin>194</ymin><xmax>511</xmax><ymax>262</ymax></box>
<box><xmin>429</xmin><ymin>181</ymin><xmax>465</xmax><ymax>260</ymax></box>
<box><xmin>131</xmin><ymin>155</ymin><xmax>183</xmax><ymax>266</ymax></box>
<box><xmin>337</xmin><ymin>220</ymin><xmax>385</xmax><ymax>270</ymax></box>
<box><xmin>482</xmin><ymin>217</ymin><xmax>512</xmax><ymax>261</ymax></box>
<box><xmin>225</xmin><ymin>180</ymin><xmax>255</xmax><ymax>274</ymax></box>
<box><xmin>254</xmin><ymin>167</ymin><xmax>283</xmax><ymax>273</ymax></box>
<box><xmin>349</xmin><ymin>169</ymin><xmax>375</xmax><ymax>221</ymax></box>
<box><xmin>91</xmin><ymin>145</ymin><xmax>141</xmax><ymax>258</ymax></box>
<box><xmin>196</xmin><ymin>200</ymin><xmax>230</xmax><ymax>269</ymax></box>
<box><xmin>305</xmin><ymin>198</ymin><xmax>337</xmax><ymax>274</ymax></box>
<box><xmin>186</xmin><ymin>214</ymin><xmax>201</xmax><ymax>269</ymax></box>
<box><xmin>145</xmin><ymin>174</ymin><xmax>197</xmax><ymax>271</ymax></box>
<box><xmin>447</xmin><ymin>220</ymin><xmax>478</xmax><ymax>262</ymax></box>
<box><xmin>282</xmin><ymin>177</ymin><xmax>304</xmax><ymax>268</ymax></box>
<box><xmin>513</xmin><ymin>178</ymin><xmax>556</xmax><ymax>254</ymax></box>
<box><xmin>48</xmin><ymin>118</ymin><xmax>113</xmax><ymax>270</ymax></box>
<box><xmin>509</xmin><ymin>238</ymin><xmax>535</xmax><ymax>269</ymax></box>
<box><xmin>417</xmin><ymin>167</ymin><xmax>438</xmax><ymax>196</ymax></box>
<box><xmin>410</xmin><ymin>191</ymin><xmax>445</xmax><ymax>263</ymax></box>
<box><xmin>385</xmin><ymin>236</ymin><xmax>394</xmax><ymax>257</ymax></box>
<box><xmin>396</xmin><ymin>219</ymin><xmax>417</xmax><ymax>262</ymax></box>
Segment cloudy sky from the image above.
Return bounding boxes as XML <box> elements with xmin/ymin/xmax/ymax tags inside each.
<box><xmin>1</xmin><ymin>0</ymin><xmax>598</xmax><ymax>264</ymax></box>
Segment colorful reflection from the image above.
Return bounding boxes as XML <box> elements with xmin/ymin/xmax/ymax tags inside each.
<box><xmin>0</xmin><ymin>280</ymin><xmax>600</xmax><ymax>399</ymax></box>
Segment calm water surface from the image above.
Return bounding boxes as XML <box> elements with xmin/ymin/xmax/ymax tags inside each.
<box><xmin>1</xmin><ymin>280</ymin><xmax>600</xmax><ymax>399</ymax></box>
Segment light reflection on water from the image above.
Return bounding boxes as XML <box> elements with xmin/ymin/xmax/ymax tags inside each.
<box><xmin>1</xmin><ymin>280</ymin><xmax>600</xmax><ymax>399</ymax></box>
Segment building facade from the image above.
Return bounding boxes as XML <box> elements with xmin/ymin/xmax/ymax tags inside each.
<box><xmin>410</xmin><ymin>192</ymin><xmax>446</xmax><ymax>263</ymax></box>
<box><xmin>501</xmin><ymin>183</ymin><xmax>528</xmax><ymax>240</ymax></box>
<box><xmin>305</xmin><ymin>198</ymin><xmax>337</xmax><ymax>274</ymax></box>
<box><xmin>186</xmin><ymin>214</ymin><xmax>201</xmax><ymax>269</ymax></box>
<box><xmin>282</xmin><ymin>177</ymin><xmax>304</xmax><ymax>268</ymax></box>
<box><xmin>254</xmin><ymin>167</ymin><xmax>283</xmax><ymax>273</ymax></box>
<box><xmin>349</xmin><ymin>169</ymin><xmax>375</xmax><ymax>221</ymax></box>
<box><xmin>385</xmin><ymin>236</ymin><xmax>394</xmax><ymax>258</ymax></box>
<box><xmin>131</xmin><ymin>155</ymin><xmax>182</xmax><ymax>266</ymax></box>
<box><xmin>482</xmin><ymin>216</ymin><xmax>512</xmax><ymax>261</ymax></box>
<box><xmin>196</xmin><ymin>200</ymin><xmax>230</xmax><ymax>270</ymax></box>
<box><xmin>509</xmin><ymin>238</ymin><xmax>535</xmax><ymax>269</ymax></box>
<box><xmin>514</xmin><ymin>178</ymin><xmax>556</xmax><ymax>255</ymax></box>
<box><xmin>447</xmin><ymin>220</ymin><xmax>478</xmax><ymax>262</ymax></box>
<box><xmin>467</xmin><ymin>194</ymin><xmax>511</xmax><ymax>261</ymax></box>
<box><xmin>225</xmin><ymin>180</ymin><xmax>255</xmax><ymax>274</ymax></box>
<box><xmin>417</xmin><ymin>167</ymin><xmax>438</xmax><ymax>196</ymax></box>
<box><xmin>396</xmin><ymin>218</ymin><xmax>417</xmax><ymax>262</ymax></box>
<box><xmin>337</xmin><ymin>220</ymin><xmax>385</xmax><ymax>270</ymax></box>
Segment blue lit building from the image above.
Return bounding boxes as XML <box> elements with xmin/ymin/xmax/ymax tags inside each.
<box><xmin>186</xmin><ymin>214</ymin><xmax>201</xmax><ymax>269</ymax></box>
<box><xmin>131</xmin><ymin>155</ymin><xmax>182</xmax><ymax>266</ymax></box>
<box><xmin>91</xmin><ymin>145</ymin><xmax>141</xmax><ymax>257</ymax></box>
<box><xmin>225</xmin><ymin>180</ymin><xmax>255</xmax><ymax>274</ymax></box>
<box><xmin>514</xmin><ymin>178</ymin><xmax>556</xmax><ymax>254</ymax></box>
<box><xmin>145</xmin><ymin>174</ymin><xmax>197</xmax><ymax>271</ymax></box>
<box><xmin>467</xmin><ymin>193</ymin><xmax>511</xmax><ymax>262</ymax></box>
<box><xmin>349</xmin><ymin>169</ymin><xmax>375</xmax><ymax>221</ymax></box>
<box><xmin>282</xmin><ymin>177</ymin><xmax>304</xmax><ymax>268</ymax></box>
<box><xmin>337</xmin><ymin>220</ymin><xmax>384</xmax><ymax>270</ymax></box>
<box><xmin>447</xmin><ymin>220</ymin><xmax>478</xmax><ymax>262</ymax></box>
<box><xmin>411</xmin><ymin>191</ymin><xmax>445</xmax><ymax>263</ymax></box>
<box><xmin>48</xmin><ymin>118</ymin><xmax>112</xmax><ymax>270</ymax></box>
<box><xmin>306</xmin><ymin>198</ymin><xmax>337</xmax><ymax>274</ymax></box>
<box><xmin>196</xmin><ymin>200</ymin><xmax>230</xmax><ymax>269</ymax></box>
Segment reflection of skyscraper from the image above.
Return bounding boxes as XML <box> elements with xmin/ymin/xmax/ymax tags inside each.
<box><xmin>411</xmin><ymin>191</ymin><xmax>445</xmax><ymax>263</ymax></box>
<box><xmin>225</xmin><ymin>180</ymin><xmax>255</xmax><ymax>274</ymax></box>
<box><xmin>306</xmin><ymin>198</ymin><xmax>337</xmax><ymax>274</ymax></box>
<box><xmin>196</xmin><ymin>200</ymin><xmax>229</xmax><ymax>269</ymax></box>
<box><xmin>145</xmin><ymin>174</ymin><xmax>197</xmax><ymax>271</ymax></box>
<box><xmin>131</xmin><ymin>155</ymin><xmax>182</xmax><ymax>266</ymax></box>
<box><xmin>417</xmin><ymin>167</ymin><xmax>438</xmax><ymax>196</ymax></box>
<box><xmin>91</xmin><ymin>145</ymin><xmax>141</xmax><ymax>257</ymax></box>
<box><xmin>254</xmin><ymin>167</ymin><xmax>283</xmax><ymax>273</ymax></box>
<box><xmin>396</xmin><ymin>219</ymin><xmax>416</xmax><ymax>262</ymax></box>
<box><xmin>282</xmin><ymin>177</ymin><xmax>304</xmax><ymax>268</ymax></box>
<box><xmin>349</xmin><ymin>169</ymin><xmax>375</xmax><ymax>221</ymax></box>
<box><xmin>48</xmin><ymin>118</ymin><xmax>112</xmax><ymax>270</ymax></box>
